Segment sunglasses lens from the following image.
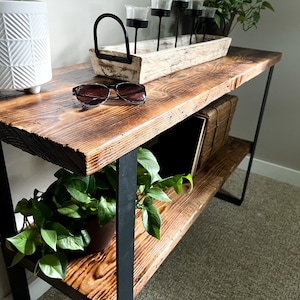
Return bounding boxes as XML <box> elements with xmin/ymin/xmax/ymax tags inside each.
<box><xmin>117</xmin><ymin>83</ymin><xmax>146</xmax><ymax>104</ymax></box>
<box><xmin>74</xmin><ymin>85</ymin><xmax>109</xmax><ymax>106</ymax></box>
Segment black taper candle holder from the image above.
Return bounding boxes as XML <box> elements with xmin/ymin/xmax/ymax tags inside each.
<box><xmin>172</xmin><ymin>1</ymin><xmax>189</xmax><ymax>47</ymax></box>
<box><xmin>151</xmin><ymin>8</ymin><xmax>171</xmax><ymax>51</ymax></box>
<box><xmin>126</xmin><ymin>19</ymin><xmax>148</xmax><ymax>54</ymax></box>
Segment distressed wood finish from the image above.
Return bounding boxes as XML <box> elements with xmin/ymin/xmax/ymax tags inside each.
<box><xmin>0</xmin><ymin>48</ymin><xmax>281</xmax><ymax>174</ymax></box>
<box><xmin>0</xmin><ymin>47</ymin><xmax>281</xmax><ymax>175</ymax></box>
<box><xmin>90</xmin><ymin>34</ymin><xmax>232</xmax><ymax>83</ymax></box>
<box><xmin>63</xmin><ymin>137</ymin><xmax>251</xmax><ymax>299</ymax></box>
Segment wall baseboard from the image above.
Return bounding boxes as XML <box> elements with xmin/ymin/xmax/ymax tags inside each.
<box><xmin>238</xmin><ymin>156</ymin><xmax>300</xmax><ymax>187</ymax></box>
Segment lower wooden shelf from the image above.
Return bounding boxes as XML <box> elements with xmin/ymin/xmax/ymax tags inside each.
<box><xmin>21</xmin><ymin>136</ymin><xmax>252</xmax><ymax>300</ymax></box>
<box><xmin>63</xmin><ymin>136</ymin><xmax>251</xmax><ymax>299</ymax></box>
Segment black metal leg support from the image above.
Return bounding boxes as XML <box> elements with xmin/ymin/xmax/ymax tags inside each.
<box><xmin>116</xmin><ymin>148</ymin><xmax>138</xmax><ymax>300</ymax></box>
<box><xmin>0</xmin><ymin>142</ymin><xmax>31</xmax><ymax>299</ymax></box>
<box><xmin>216</xmin><ymin>66</ymin><xmax>275</xmax><ymax>205</ymax></box>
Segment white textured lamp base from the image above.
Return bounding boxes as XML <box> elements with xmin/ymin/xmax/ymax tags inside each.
<box><xmin>0</xmin><ymin>1</ymin><xmax>52</xmax><ymax>93</ymax></box>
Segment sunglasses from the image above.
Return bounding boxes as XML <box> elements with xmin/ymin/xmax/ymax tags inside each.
<box><xmin>72</xmin><ymin>82</ymin><xmax>146</xmax><ymax>108</ymax></box>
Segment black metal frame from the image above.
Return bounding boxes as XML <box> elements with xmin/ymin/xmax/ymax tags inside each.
<box><xmin>216</xmin><ymin>66</ymin><xmax>275</xmax><ymax>205</ymax></box>
<box><xmin>116</xmin><ymin>149</ymin><xmax>137</xmax><ymax>300</ymax></box>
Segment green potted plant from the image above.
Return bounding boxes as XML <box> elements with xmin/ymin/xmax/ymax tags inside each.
<box><xmin>6</xmin><ymin>147</ymin><xmax>193</xmax><ymax>279</ymax></box>
<box><xmin>203</xmin><ymin>0</ymin><xmax>275</xmax><ymax>35</ymax></box>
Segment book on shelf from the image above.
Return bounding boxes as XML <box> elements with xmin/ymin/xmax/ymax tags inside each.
<box><xmin>148</xmin><ymin>114</ymin><xmax>206</xmax><ymax>178</ymax></box>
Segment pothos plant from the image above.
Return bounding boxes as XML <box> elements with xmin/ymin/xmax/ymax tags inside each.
<box><xmin>204</xmin><ymin>0</ymin><xmax>274</xmax><ymax>31</ymax></box>
<box><xmin>6</xmin><ymin>147</ymin><xmax>193</xmax><ymax>279</ymax></box>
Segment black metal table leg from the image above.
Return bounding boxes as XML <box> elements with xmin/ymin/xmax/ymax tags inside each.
<box><xmin>116</xmin><ymin>148</ymin><xmax>138</xmax><ymax>300</ymax></box>
<box><xmin>216</xmin><ymin>66</ymin><xmax>275</xmax><ymax>205</ymax></box>
<box><xmin>0</xmin><ymin>142</ymin><xmax>31</xmax><ymax>299</ymax></box>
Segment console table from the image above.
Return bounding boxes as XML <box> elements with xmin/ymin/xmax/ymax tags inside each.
<box><xmin>0</xmin><ymin>47</ymin><xmax>282</xmax><ymax>300</ymax></box>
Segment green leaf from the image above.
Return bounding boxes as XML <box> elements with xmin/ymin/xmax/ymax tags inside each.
<box><xmin>137</xmin><ymin>173</ymin><xmax>152</xmax><ymax>191</ymax></box>
<box><xmin>137</xmin><ymin>148</ymin><xmax>161</xmax><ymax>183</ymax></box>
<box><xmin>10</xmin><ymin>252</ymin><xmax>25</xmax><ymax>267</ymax></box>
<box><xmin>237</xmin><ymin>15</ymin><xmax>246</xmax><ymax>23</ymax></box>
<box><xmin>147</xmin><ymin>188</ymin><xmax>171</xmax><ymax>202</ymax></box>
<box><xmin>214</xmin><ymin>13</ymin><xmax>221</xmax><ymax>28</ymax></box>
<box><xmin>183</xmin><ymin>174</ymin><xmax>193</xmax><ymax>194</ymax></box>
<box><xmin>97</xmin><ymin>196</ymin><xmax>116</xmax><ymax>227</ymax></box>
<box><xmin>57</xmin><ymin>234</ymin><xmax>85</xmax><ymax>251</ymax></box>
<box><xmin>262</xmin><ymin>1</ymin><xmax>274</xmax><ymax>11</ymax></box>
<box><xmin>5</xmin><ymin>240</ymin><xmax>14</xmax><ymax>252</ymax></box>
<box><xmin>141</xmin><ymin>205</ymin><xmax>161</xmax><ymax>239</ymax></box>
<box><xmin>32</xmin><ymin>199</ymin><xmax>53</xmax><ymax>227</ymax></box>
<box><xmin>157</xmin><ymin>173</ymin><xmax>193</xmax><ymax>195</ymax></box>
<box><xmin>68</xmin><ymin>178</ymin><xmax>88</xmax><ymax>193</ymax></box>
<box><xmin>158</xmin><ymin>174</ymin><xmax>183</xmax><ymax>190</ymax></box>
<box><xmin>86</xmin><ymin>174</ymin><xmax>96</xmax><ymax>194</ymax></box>
<box><xmin>66</xmin><ymin>187</ymin><xmax>91</xmax><ymax>203</ymax></box>
<box><xmin>15</xmin><ymin>198</ymin><xmax>32</xmax><ymax>216</ymax></box>
<box><xmin>47</xmin><ymin>222</ymin><xmax>70</xmax><ymax>236</ymax></box>
<box><xmin>54</xmin><ymin>168</ymin><xmax>71</xmax><ymax>179</ymax></box>
<box><xmin>81</xmin><ymin>229</ymin><xmax>91</xmax><ymax>247</ymax></box>
<box><xmin>41</xmin><ymin>229</ymin><xmax>57</xmax><ymax>251</ymax></box>
<box><xmin>56</xmin><ymin>251</ymin><xmax>68</xmax><ymax>276</ymax></box>
<box><xmin>143</xmin><ymin>196</ymin><xmax>153</xmax><ymax>207</ymax></box>
<box><xmin>38</xmin><ymin>253</ymin><xmax>67</xmax><ymax>279</ymax></box>
<box><xmin>57</xmin><ymin>203</ymin><xmax>81</xmax><ymax>218</ymax></box>
<box><xmin>253</xmin><ymin>11</ymin><xmax>260</xmax><ymax>23</ymax></box>
<box><xmin>34</xmin><ymin>199</ymin><xmax>53</xmax><ymax>221</ymax></box>
<box><xmin>103</xmin><ymin>164</ymin><xmax>118</xmax><ymax>191</ymax></box>
<box><xmin>6</xmin><ymin>229</ymin><xmax>36</xmax><ymax>255</ymax></box>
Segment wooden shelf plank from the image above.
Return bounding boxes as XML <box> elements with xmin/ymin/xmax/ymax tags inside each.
<box><xmin>0</xmin><ymin>48</ymin><xmax>281</xmax><ymax>175</ymax></box>
<box><xmin>60</xmin><ymin>137</ymin><xmax>251</xmax><ymax>299</ymax></box>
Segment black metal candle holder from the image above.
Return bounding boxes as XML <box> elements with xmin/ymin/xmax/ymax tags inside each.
<box><xmin>202</xmin><ymin>8</ymin><xmax>217</xmax><ymax>42</ymax></box>
<box><xmin>172</xmin><ymin>1</ymin><xmax>189</xmax><ymax>47</ymax></box>
<box><xmin>185</xmin><ymin>8</ymin><xmax>203</xmax><ymax>45</ymax></box>
<box><xmin>126</xmin><ymin>19</ymin><xmax>149</xmax><ymax>54</ymax></box>
<box><xmin>151</xmin><ymin>8</ymin><xmax>171</xmax><ymax>51</ymax></box>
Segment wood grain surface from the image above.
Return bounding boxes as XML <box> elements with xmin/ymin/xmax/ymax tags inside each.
<box><xmin>90</xmin><ymin>34</ymin><xmax>232</xmax><ymax>83</ymax></box>
<box><xmin>62</xmin><ymin>137</ymin><xmax>251</xmax><ymax>299</ymax></box>
<box><xmin>0</xmin><ymin>47</ymin><xmax>281</xmax><ymax>176</ymax></box>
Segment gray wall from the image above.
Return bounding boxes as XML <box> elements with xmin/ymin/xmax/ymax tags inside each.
<box><xmin>229</xmin><ymin>0</ymin><xmax>300</xmax><ymax>171</ymax></box>
<box><xmin>0</xmin><ymin>0</ymin><xmax>299</xmax><ymax>298</ymax></box>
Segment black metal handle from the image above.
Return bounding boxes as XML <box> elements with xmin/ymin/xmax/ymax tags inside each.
<box><xmin>93</xmin><ymin>13</ymin><xmax>132</xmax><ymax>64</ymax></box>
